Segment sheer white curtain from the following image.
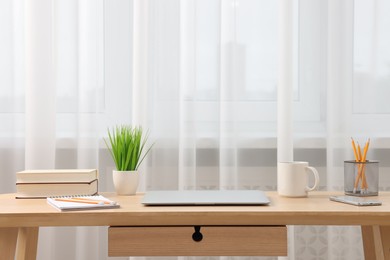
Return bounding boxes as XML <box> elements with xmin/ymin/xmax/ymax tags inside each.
<box><xmin>2</xmin><ymin>0</ymin><xmax>390</xmax><ymax>259</ymax></box>
<box><xmin>134</xmin><ymin>0</ymin><xmax>390</xmax><ymax>259</ymax></box>
<box><xmin>1</xmin><ymin>0</ymin><xmax>119</xmax><ymax>259</ymax></box>
<box><xmin>25</xmin><ymin>1</ymin><xmax>109</xmax><ymax>259</ymax></box>
<box><xmin>144</xmin><ymin>0</ymin><xmax>280</xmax><ymax>192</ymax></box>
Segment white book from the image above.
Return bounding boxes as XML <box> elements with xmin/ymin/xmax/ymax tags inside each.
<box><xmin>16</xmin><ymin>179</ymin><xmax>98</xmax><ymax>199</ymax></box>
<box><xmin>16</xmin><ymin>169</ymin><xmax>98</xmax><ymax>183</ymax></box>
<box><xmin>47</xmin><ymin>195</ymin><xmax>120</xmax><ymax>211</ymax></box>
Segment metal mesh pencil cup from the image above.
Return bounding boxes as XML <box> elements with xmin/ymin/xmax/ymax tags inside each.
<box><xmin>344</xmin><ymin>160</ymin><xmax>379</xmax><ymax>196</ymax></box>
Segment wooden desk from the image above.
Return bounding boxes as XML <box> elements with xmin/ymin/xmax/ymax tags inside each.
<box><xmin>1</xmin><ymin>191</ymin><xmax>390</xmax><ymax>260</ymax></box>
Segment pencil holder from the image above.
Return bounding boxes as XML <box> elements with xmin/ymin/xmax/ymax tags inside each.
<box><xmin>344</xmin><ymin>160</ymin><xmax>379</xmax><ymax>196</ymax></box>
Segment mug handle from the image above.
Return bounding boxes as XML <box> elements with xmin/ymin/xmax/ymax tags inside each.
<box><xmin>305</xmin><ymin>166</ymin><xmax>320</xmax><ymax>191</ymax></box>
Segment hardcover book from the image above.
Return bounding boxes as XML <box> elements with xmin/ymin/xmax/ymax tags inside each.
<box><xmin>16</xmin><ymin>179</ymin><xmax>98</xmax><ymax>199</ymax></box>
<box><xmin>16</xmin><ymin>169</ymin><xmax>98</xmax><ymax>183</ymax></box>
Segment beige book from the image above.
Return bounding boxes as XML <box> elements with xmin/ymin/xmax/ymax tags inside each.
<box><xmin>16</xmin><ymin>179</ymin><xmax>98</xmax><ymax>199</ymax></box>
<box><xmin>16</xmin><ymin>169</ymin><xmax>98</xmax><ymax>183</ymax></box>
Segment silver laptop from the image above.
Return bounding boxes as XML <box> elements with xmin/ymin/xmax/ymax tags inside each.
<box><xmin>142</xmin><ymin>190</ymin><xmax>270</xmax><ymax>206</ymax></box>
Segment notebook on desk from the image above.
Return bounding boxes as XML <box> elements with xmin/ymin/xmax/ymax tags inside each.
<box><xmin>142</xmin><ymin>190</ymin><xmax>270</xmax><ymax>206</ymax></box>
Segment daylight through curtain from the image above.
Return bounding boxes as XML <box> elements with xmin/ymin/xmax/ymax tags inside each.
<box><xmin>1</xmin><ymin>0</ymin><xmax>390</xmax><ymax>259</ymax></box>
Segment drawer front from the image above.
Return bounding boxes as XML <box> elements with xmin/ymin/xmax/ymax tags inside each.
<box><xmin>108</xmin><ymin>226</ymin><xmax>287</xmax><ymax>256</ymax></box>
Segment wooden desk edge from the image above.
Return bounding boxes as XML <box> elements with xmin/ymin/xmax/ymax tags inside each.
<box><xmin>2</xmin><ymin>191</ymin><xmax>390</xmax><ymax>260</ymax></box>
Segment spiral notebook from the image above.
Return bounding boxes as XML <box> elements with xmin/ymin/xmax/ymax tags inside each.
<box><xmin>47</xmin><ymin>195</ymin><xmax>120</xmax><ymax>211</ymax></box>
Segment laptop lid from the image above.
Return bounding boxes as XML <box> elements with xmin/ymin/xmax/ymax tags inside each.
<box><xmin>141</xmin><ymin>190</ymin><xmax>270</xmax><ymax>206</ymax></box>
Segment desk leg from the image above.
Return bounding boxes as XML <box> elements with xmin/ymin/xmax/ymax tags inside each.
<box><xmin>0</xmin><ymin>227</ymin><xmax>18</xmax><ymax>260</ymax></box>
<box><xmin>15</xmin><ymin>227</ymin><xmax>39</xmax><ymax>260</ymax></box>
<box><xmin>362</xmin><ymin>225</ymin><xmax>390</xmax><ymax>260</ymax></box>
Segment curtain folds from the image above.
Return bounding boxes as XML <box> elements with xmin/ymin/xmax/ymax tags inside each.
<box><xmin>1</xmin><ymin>0</ymin><xmax>390</xmax><ymax>259</ymax></box>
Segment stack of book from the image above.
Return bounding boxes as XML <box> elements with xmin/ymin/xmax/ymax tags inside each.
<box><xmin>16</xmin><ymin>169</ymin><xmax>99</xmax><ymax>198</ymax></box>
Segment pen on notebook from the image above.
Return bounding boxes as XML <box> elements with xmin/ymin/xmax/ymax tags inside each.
<box><xmin>54</xmin><ymin>198</ymin><xmax>117</xmax><ymax>205</ymax></box>
<box><xmin>70</xmin><ymin>197</ymin><xmax>116</xmax><ymax>204</ymax></box>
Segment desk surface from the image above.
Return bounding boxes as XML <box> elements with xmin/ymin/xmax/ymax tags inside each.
<box><xmin>1</xmin><ymin>191</ymin><xmax>390</xmax><ymax>227</ymax></box>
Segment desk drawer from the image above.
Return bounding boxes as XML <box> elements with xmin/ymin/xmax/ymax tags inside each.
<box><xmin>108</xmin><ymin>226</ymin><xmax>287</xmax><ymax>256</ymax></box>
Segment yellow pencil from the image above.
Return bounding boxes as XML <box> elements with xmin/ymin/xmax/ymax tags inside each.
<box><xmin>54</xmin><ymin>198</ymin><xmax>105</xmax><ymax>205</ymax></box>
<box><xmin>353</xmin><ymin>139</ymin><xmax>369</xmax><ymax>193</ymax></box>
<box><xmin>351</xmin><ymin>138</ymin><xmax>359</xmax><ymax>162</ymax></box>
<box><xmin>361</xmin><ymin>139</ymin><xmax>370</xmax><ymax>190</ymax></box>
<box><xmin>54</xmin><ymin>197</ymin><xmax>116</xmax><ymax>205</ymax></box>
<box><xmin>69</xmin><ymin>197</ymin><xmax>113</xmax><ymax>205</ymax></box>
<box><xmin>352</xmin><ymin>138</ymin><xmax>361</xmax><ymax>193</ymax></box>
<box><xmin>362</xmin><ymin>138</ymin><xmax>370</xmax><ymax>162</ymax></box>
<box><xmin>353</xmin><ymin>142</ymin><xmax>363</xmax><ymax>191</ymax></box>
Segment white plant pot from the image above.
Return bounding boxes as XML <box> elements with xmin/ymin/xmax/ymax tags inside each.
<box><xmin>112</xmin><ymin>170</ymin><xmax>139</xmax><ymax>195</ymax></box>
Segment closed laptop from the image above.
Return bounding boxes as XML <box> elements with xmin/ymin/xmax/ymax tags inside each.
<box><xmin>141</xmin><ymin>190</ymin><xmax>270</xmax><ymax>206</ymax></box>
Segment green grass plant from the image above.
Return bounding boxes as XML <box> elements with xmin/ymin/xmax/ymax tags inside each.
<box><xmin>104</xmin><ymin>125</ymin><xmax>153</xmax><ymax>171</ymax></box>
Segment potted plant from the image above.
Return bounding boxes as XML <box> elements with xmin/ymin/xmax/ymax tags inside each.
<box><xmin>104</xmin><ymin>125</ymin><xmax>153</xmax><ymax>195</ymax></box>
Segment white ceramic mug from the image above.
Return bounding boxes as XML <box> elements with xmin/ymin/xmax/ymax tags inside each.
<box><xmin>277</xmin><ymin>161</ymin><xmax>320</xmax><ymax>197</ymax></box>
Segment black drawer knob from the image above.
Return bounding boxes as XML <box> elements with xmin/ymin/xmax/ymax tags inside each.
<box><xmin>192</xmin><ymin>226</ymin><xmax>203</xmax><ymax>242</ymax></box>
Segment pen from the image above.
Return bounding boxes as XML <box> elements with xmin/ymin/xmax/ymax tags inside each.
<box><xmin>71</xmin><ymin>197</ymin><xmax>116</xmax><ymax>204</ymax></box>
<box><xmin>54</xmin><ymin>198</ymin><xmax>117</xmax><ymax>205</ymax></box>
